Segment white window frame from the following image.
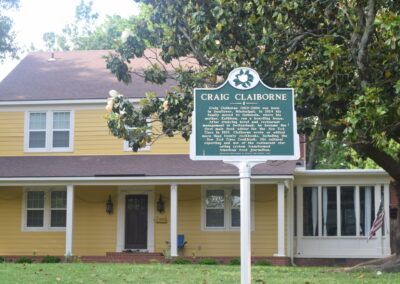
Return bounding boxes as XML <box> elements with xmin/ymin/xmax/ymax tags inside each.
<box><xmin>201</xmin><ymin>185</ymin><xmax>255</xmax><ymax>231</ymax></box>
<box><xmin>21</xmin><ymin>188</ymin><xmax>67</xmax><ymax>232</ymax></box>
<box><xmin>24</xmin><ymin>110</ymin><xmax>74</xmax><ymax>152</ymax></box>
<box><xmin>123</xmin><ymin>122</ymin><xmax>151</xmax><ymax>152</ymax></box>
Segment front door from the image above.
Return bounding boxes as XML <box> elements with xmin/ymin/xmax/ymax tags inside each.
<box><xmin>125</xmin><ymin>195</ymin><xmax>148</xmax><ymax>249</ymax></box>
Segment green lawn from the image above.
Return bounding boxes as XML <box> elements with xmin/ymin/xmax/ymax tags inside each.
<box><xmin>0</xmin><ymin>263</ymin><xmax>399</xmax><ymax>284</ymax></box>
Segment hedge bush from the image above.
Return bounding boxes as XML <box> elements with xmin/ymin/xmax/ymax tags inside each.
<box><xmin>0</xmin><ymin>256</ymin><xmax>6</xmax><ymax>263</ymax></box>
<box><xmin>15</xmin><ymin>257</ymin><xmax>32</xmax><ymax>264</ymax></box>
<box><xmin>172</xmin><ymin>258</ymin><xmax>191</xmax><ymax>264</ymax></box>
<box><xmin>228</xmin><ymin>257</ymin><xmax>240</xmax><ymax>265</ymax></box>
<box><xmin>198</xmin><ymin>258</ymin><xmax>219</xmax><ymax>265</ymax></box>
<box><xmin>41</xmin><ymin>256</ymin><xmax>61</xmax><ymax>263</ymax></box>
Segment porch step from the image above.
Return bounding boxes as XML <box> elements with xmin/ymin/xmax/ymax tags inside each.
<box><xmin>106</xmin><ymin>252</ymin><xmax>163</xmax><ymax>257</ymax></box>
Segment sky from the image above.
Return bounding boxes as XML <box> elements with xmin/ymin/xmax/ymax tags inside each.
<box><xmin>0</xmin><ymin>0</ymin><xmax>139</xmax><ymax>81</ymax></box>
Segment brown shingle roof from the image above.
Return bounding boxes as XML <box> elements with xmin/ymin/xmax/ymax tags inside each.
<box><xmin>0</xmin><ymin>50</ymin><xmax>185</xmax><ymax>101</ymax></box>
<box><xmin>0</xmin><ymin>155</ymin><xmax>297</xmax><ymax>178</ymax></box>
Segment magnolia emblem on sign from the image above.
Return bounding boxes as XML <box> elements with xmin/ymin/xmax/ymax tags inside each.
<box><xmin>228</xmin><ymin>67</ymin><xmax>260</xmax><ymax>90</ymax></box>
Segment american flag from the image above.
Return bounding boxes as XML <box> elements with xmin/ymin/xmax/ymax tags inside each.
<box><xmin>368</xmin><ymin>200</ymin><xmax>384</xmax><ymax>240</ymax></box>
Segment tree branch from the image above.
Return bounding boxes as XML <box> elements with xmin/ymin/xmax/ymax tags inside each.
<box><xmin>353</xmin><ymin>141</ymin><xmax>400</xmax><ymax>181</ymax></box>
<box><xmin>357</xmin><ymin>0</ymin><xmax>376</xmax><ymax>87</ymax></box>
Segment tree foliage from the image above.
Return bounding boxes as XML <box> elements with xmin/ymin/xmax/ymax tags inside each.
<box><xmin>0</xmin><ymin>0</ymin><xmax>19</xmax><ymax>61</ymax></box>
<box><xmin>42</xmin><ymin>1</ymin><xmax>147</xmax><ymax>51</ymax></box>
<box><xmin>106</xmin><ymin>0</ymin><xmax>400</xmax><ymax>181</ymax></box>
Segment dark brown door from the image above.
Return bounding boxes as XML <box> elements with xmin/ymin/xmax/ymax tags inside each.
<box><xmin>125</xmin><ymin>195</ymin><xmax>148</xmax><ymax>249</ymax></box>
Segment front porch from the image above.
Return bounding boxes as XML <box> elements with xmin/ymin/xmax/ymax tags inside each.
<box><xmin>0</xmin><ymin>179</ymin><xmax>291</xmax><ymax>261</ymax></box>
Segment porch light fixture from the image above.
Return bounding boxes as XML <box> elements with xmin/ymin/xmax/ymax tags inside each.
<box><xmin>106</xmin><ymin>195</ymin><xmax>113</xmax><ymax>214</ymax></box>
<box><xmin>157</xmin><ymin>194</ymin><xmax>165</xmax><ymax>213</ymax></box>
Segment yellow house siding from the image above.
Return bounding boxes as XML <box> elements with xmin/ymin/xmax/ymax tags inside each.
<box><xmin>0</xmin><ymin>109</ymin><xmax>189</xmax><ymax>156</ymax></box>
<box><xmin>0</xmin><ymin>112</ymin><xmax>24</xmax><ymax>155</ymax></box>
<box><xmin>0</xmin><ymin>187</ymin><xmax>64</xmax><ymax>255</ymax></box>
<box><xmin>73</xmin><ymin>186</ymin><xmax>118</xmax><ymax>256</ymax></box>
<box><xmin>154</xmin><ymin>184</ymin><xmax>279</xmax><ymax>257</ymax></box>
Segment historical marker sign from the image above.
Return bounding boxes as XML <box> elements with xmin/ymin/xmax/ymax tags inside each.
<box><xmin>190</xmin><ymin>67</ymin><xmax>299</xmax><ymax>161</ymax></box>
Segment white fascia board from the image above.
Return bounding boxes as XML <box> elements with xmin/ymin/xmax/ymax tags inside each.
<box><xmin>294</xmin><ymin>169</ymin><xmax>388</xmax><ymax>176</ymax></box>
<box><xmin>0</xmin><ymin>175</ymin><xmax>293</xmax><ymax>186</ymax></box>
<box><xmin>0</xmin><ymin>98</ymin><xmax>141</xmax><ymax>106</ymax></box>
<box><xmin>0</xmin><ymin>98</ymin><xmax>142</xmax><ymax>111</ymax></box>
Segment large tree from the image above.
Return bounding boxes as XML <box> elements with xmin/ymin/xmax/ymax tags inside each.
<box><xmin>105</xmin><ymin>0</ymin><xmax>400</xmax><ymax>266</ymax></box>
<box><xmin>0</xmin><ymin>0</ymin><xmax>19</xmax><ymax>61</ymax></box>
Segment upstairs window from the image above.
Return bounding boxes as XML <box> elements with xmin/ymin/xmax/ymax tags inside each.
<box><xmin>25</xmin><ymin>111</ymin><xmax>73</xmax><ymax>152</ymax></box>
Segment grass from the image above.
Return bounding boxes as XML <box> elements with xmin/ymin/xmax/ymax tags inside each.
<box><xmin>0</xmin><ymin>263</ymin><xmax>399</xmax><ymax>283</ymax></box>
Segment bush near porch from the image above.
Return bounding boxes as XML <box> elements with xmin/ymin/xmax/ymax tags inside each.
<box><xmin>0</xmin><ymin>263</ymin><xmax>399</xmax><ymax>283</ymax></box>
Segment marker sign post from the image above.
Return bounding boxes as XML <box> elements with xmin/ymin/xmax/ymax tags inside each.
<box><xmin>190</xmin><ymin>67</ymin><xmax>299</xmax><ymax>284</ymax></box>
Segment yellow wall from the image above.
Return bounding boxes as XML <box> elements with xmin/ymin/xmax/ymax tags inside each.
<box><xmin>73</xmin><ymin>186</ymin><xmax>117</xmax><ymax>256</ymax></box>
<box><xmin>154</xmin><ymin>184</ymin><xmax>279</xmax><ymax>257</ymax></box>
<box><xmin>0</xmin><ymin>110</ymin><xmax>189</xmax><ymax>156</ymax></box>
<box><xmin>0</xmin><ymin>187</ymin><xmax>65</xmax><ymax>255</ymax></box>
<box><xmin>0</xmin><ymin>185</ymin><xmax>280</xmax><ymax>257</ymax></box>
<box><xmin>0</xmin><ymin>186</ymin><xmax>117</xmax><ymax>256</ymax></box>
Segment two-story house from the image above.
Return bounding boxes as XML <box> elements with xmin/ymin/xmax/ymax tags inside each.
<box><xmin>0</xmin><ymin>50</ymin><xmax>392</xmax><ymax>265</ymax></box>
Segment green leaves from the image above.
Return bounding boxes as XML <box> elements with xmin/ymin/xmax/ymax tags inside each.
<box><xmin>105</xmin><ymin>0</ymin><xmax>400</xmax><ymax>177</ymax></box>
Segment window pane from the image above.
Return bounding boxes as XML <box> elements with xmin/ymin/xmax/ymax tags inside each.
<box><xmin>27</xmin><ymin>210</ymin><xmax>44</xmax><ymax>227</ymax></box>
<box><xmin>52</xmin><ymin>131</ymin><xmax>69</xmax><ymax>148</ymax></box>
<box><xmin>51</xmin><ymin>210</ymin><xmax>66</xmax><ymax>227</ymax></box>
<box><xmin>303</xmin><ymin>187</ymin><xmax>318</xmax><ymax>236</ymax></box>
<box><xmin>29</xmin><ymin>113</ymin><xmax>46</xmax><ymax>130</ymax></box>
<box><xmin>29</xmin><ymin>131</ymin><xmax>46</xmax><ymax>148</ymax></box>
<box><xmin>341</xmin><ymin>186</ymin><xmax>356</xmax><ymax>236</ymax></box>
<box><xmin>360</xmin><ymin>186</ymin><xmax>375</xmax><ymax>236</ymax></box>
<box><xmin>205</xmin><ymin>190</ymin><xmax>224</xmax><ymax>209</ymax></box>
<box><xmin>322</xmin><ymin>187</ymin><xmax>337</xmax><ymax>236</ymax></box>
<box><xmin>206</xmin><ymin>209</ymin><xmax>224</xmax><ymax>227</ymax></box>
<box><xmin>27</xmin><ymin>191</ymin><xmax>44</xmax><ymax>208</ymax></box>
<box><xmin>231</xmin><ymin>189</ymin><xmax>240</xmax><ymax>208</ymax></box>
<box><xmin>51</xmin><ymin>191</ymin><xmax>66</xmax><ymax>208</ymax></box>
<box><xmin>231</xmin><ymin>209</ymin><xmax>240</xmax><ymax>227</ymax></box>
<box><xmin>53</xmin><ymin>112</ymin><xmax>70</xmax><ymax>129</ymax></box>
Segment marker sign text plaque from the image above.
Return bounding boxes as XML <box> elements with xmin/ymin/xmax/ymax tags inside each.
<box><xmin>190</xmin><ymin>67</ymin><xmax>299</xmax><ymax>161</ymax></box>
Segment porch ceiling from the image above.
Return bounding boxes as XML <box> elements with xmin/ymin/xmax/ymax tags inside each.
<box><xmin>0</xmin><ymin>155</ymin><xmax>297</xmax><ymax>178</ymax></box>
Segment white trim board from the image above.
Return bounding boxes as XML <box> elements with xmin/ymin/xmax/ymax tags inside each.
<box><xmin>116</xmin><ymin>186</ymin><xmax>155</xmax><ymax>253</ymax></box>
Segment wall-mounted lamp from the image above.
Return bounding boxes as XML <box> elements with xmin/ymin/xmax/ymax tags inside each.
<box><xmin>157</xmin><ymin>194</ymin><xmax>165</xmax><ymax>213</ymax></box>
<box><xmin>106</xmin><ymin>195</ymin><xmax>113</xmax><ymax>214</ymax></box>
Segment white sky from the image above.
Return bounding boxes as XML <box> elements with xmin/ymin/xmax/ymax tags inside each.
<box><xmin>0</xmin><ymin>0</ymin><xmax>139</xmax><ymax>81</ymax></box>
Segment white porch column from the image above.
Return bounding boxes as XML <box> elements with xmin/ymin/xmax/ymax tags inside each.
<box><xmin>170</xmin><ymin>184</ymin><xmax>178</xmax><ymax>257</ymax></box>
<box><xmin>275</xmin><ymin>182</ymin><xmax>285</xmax><ymax>256</ymax></box>
<box><xmin>65</xmin><ymin>184</ymin><xmax>74</xmax><ymax>256</ymax></box>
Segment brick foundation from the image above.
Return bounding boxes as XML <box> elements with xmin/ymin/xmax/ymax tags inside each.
<box><xmin>293</xmin><ymin>257</ymin><xmax>375</xmax><ymax>267</ymax></box>
<box><xmin>0</xmin><ymin>253</ymin><xmax>290</xmax><ymax>266</ymax></box>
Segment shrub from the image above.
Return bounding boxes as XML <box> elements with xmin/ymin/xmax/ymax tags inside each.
<box><xmin>198</xmin><ymin>258</ymin><xmax>219</xmax><ymax>265</ymax></box>
<box><xmin>15</xmin><ymin>257</ymin><xmax>32</xmax><ymax>264</ymax></box>
<box><xmin>255</xmin><ymin>259</ymin><xmax>273</xmax><ymax>266</ymax></box>
<box><xmin>172</xmin><ymin>258</ymin><xmax>191</xmax><ymax>264</ymax></box>
<box><xmin>228</xmin><ymin>257</ymin><xmax>240</xmax><ymax>265</ymax></box>
<box><xmin>41</xmin><ymin>256</ymin><xmax>61</xmax><ymax>263</ymax></box>
<box><xmin>0</xmin><ymin>256</ymin><xmax>6</xmax><ymax>263</ymax></box>
<box><xmin>148</xmin><ymin>258</ymin><xmax>160</xmax><ymax>264</ymax></box>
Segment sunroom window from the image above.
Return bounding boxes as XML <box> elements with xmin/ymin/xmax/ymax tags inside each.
<box><xmin>302</xmin><ymin>185</ymin><xmax>380</xmax><ymax>237</ymax></box>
